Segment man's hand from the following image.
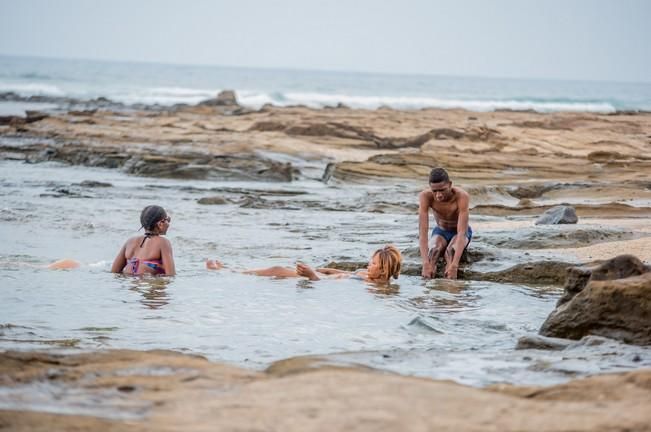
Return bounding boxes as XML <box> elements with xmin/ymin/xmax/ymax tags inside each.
<box><xmin>422</xmin><ymin>262</ymin><xmax>434</xmax><ymax>278</ymax></box>
<box><xmin>444</xmin><ymin>264</ymin><xmax>458</xmax><ymax>280</ymax></box>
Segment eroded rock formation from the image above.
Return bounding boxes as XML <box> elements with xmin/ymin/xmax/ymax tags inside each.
<box><xmin>539</xmin><ymin>255</ymin><xmax>651</xmax><ymax>344</ymax></box>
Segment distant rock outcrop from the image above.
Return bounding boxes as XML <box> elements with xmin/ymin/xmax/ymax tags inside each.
<box><xmin>199</xmin><ymin>90</ymin><xmax>239</xmax><ymax>107</ymax></box>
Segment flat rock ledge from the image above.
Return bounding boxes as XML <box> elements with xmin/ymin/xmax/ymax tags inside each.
<box><xmin>1</xmin><ymin>349</ymin><xmax>651</xmax><ymax>431</ymax></box>
<box><xmin>0</xmin><ymin>139</ymin><xmax>296</xmax><ymax>182</ymax></box>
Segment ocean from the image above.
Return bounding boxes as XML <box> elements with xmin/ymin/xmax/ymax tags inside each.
<box><xmin>1</xmin><ymin>54</ymin><xmax>650</xmax><ymax>113</ymax></box>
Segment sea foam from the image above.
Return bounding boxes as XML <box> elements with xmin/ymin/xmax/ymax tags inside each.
<box><xmin>0</xmin><ymin>82</ymin><xmax>65</xmax><ymax>97</ymax></box>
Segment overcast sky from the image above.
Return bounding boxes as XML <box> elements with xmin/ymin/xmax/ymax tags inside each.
<box><xmin>0</xmin><ymin>0</ymin><xmax>649</xmax><ymax>82</ymax></box>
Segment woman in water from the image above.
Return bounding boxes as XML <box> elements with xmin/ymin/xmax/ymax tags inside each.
<box><xmin>206</xmin><ymin>244</ymin><xmax>401</xmax><ymax>283</ymax></box>
<box><xmin>38</xmin><ymin>205</ymin><xmax>175</xmax><ymax>274</ymax></box>
<box><xmin>110</xmin><ymin>205</ymin><xmax>176</xmax><ymax>276</ymax></box>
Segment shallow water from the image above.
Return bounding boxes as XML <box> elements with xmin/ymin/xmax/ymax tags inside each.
<box><xmin>1</xmin><ymin>160</ymin><xmax>649</xmax><ymax>387</ymax></box>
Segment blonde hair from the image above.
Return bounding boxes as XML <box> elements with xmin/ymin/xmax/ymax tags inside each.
<box><xmin>372</xmin><ymin>245</ymin><xmax>402</xmax><ymax>280</ymax></box>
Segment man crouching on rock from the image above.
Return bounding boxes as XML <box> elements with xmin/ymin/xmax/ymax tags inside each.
<box><xmin>418</xmin><ymin>167</ymin><xmax>472</xmax><ymax>279</ymax></box>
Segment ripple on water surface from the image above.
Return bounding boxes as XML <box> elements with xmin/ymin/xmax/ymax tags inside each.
<box><xmin>1</xmin><ymin>160</ymin><xmax>650</xmax><ymax>387</ymax></box>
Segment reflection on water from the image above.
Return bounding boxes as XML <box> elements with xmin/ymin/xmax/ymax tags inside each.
<box><xmin>429</xmin><ymin>279</ymin><xmax>468</xmax><ymax>294</ymax></box>
<box><xmin>1</xmin><ymin>160</ymin><xmax>650</xmax><ymax>387</ymax></box>
<box><xmin>294</xmin><ymin>279</ymin><xmax>316</xmax><ymax>290</ymax></box>
<box><xmin>366</xmin><ymin>282</ymin><xmax>400</xmax><ymax>297</ymax></box>
<box><xmin>125</xmin><ymin>276</ymin><xmax>172</xmax><ymax>310</ymax></box>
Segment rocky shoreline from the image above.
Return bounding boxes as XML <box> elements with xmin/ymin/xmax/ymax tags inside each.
<box><xmin>1</xmin><ymin>349</ymin><xmax>650</xmax><ymax>431</ymax></box>
<box><xmin>2</xmin><ymin>92</ymin><xmax>651</xmax><ymax>430</ymax></box>
<box><xmin>2</xmin><ymin>92</ymin><xmax>650</xmax><ymax>287</ymax></box>
<box><xmin>2</xmin><ymin>91</ymin><xmax>651</xmax><ymax>186</ymax></box>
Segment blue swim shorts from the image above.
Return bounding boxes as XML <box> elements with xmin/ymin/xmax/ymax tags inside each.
<box><xmin>431</xmin><ymin>225</ymin><xmax>473</xmax><ymax>244</ymax></box>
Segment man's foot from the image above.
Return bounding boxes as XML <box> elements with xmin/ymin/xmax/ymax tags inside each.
<box><xmin>444</xmin><ymin>263</ymin><xmax>459</xmax><ymax>280</ymax></box>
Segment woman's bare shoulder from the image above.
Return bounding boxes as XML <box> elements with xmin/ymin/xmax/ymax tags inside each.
<box><xmin>158</xmin><ymin>236</ymin><xmax>172</xmax><ymax>246</ymax></box>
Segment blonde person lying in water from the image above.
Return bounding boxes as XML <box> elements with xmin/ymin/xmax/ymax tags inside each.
<box><xmin>46</xmin><ymin>205</ymin><xmax>176</xmax><ymax>276</ymax></box>
<box><xmin>206</xmin><ymin>245</ymin><xmax>402</xmax><ymax>283</ymax></box>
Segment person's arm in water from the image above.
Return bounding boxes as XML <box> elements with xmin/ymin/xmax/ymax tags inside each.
<box><xmin>418</xmin><ymin>191</ymin><xmax>433</xmax><ymax>278</ymax></box>
<box><xmin>445</xmin><ymin>193</ymin><xmax>470</xmax><ymax>280</ymax></box>
<box><xmin>316</xmin><ymin>268</ymin><xmax>351</xmax><ymax>275</ymax></box>
<box><xmin>111</xmin><ymin>242</ymin><xmax>127</xmax><ymax>273</ymax></box>
<box><xmin>160</xmin><ymin>238</ymin><xmax>176</xmax><ymax>276</ymax></box>
<box><xmin>296</xmin><ymin>262</ymin><xmax>320</xmax><ymax>281</ymax></box>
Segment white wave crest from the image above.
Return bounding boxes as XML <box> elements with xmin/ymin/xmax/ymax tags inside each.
<box><xmin>0</xmin><ymin>82</ymin><xmax>65</xmax><ymax>97</ymax></box>
<box><xmin>0</xmin><ymin>81</ymin><xmax>620</xmax><ymax>113</ymax></box>
<box><xmin>111</xmin><ymin>86</ymin><xmax>218</xmax><ymax>105</ymax></box>
<box><xmin>238</xmin><ymin>91</ymin><xmax>617</xmax><ymax>113</ymax></box>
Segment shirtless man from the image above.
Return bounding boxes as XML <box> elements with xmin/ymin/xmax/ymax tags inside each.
<box><xmin>418</xmin><ymin>167</ymin><xmax>472</xmax><ymax>279</ymax></box>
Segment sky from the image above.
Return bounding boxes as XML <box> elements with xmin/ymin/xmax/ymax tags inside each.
<box><xmin>0</xmin><ymin>0</ymin><xmax>649</xmax><ymax>82</ymax></box>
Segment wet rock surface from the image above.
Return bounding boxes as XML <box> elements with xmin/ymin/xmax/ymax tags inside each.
<box><xmin>75</xmin><ymin>180</ymin><xmax>113</xmax><ymax>188</ymax></box>
<box><xmin>540</xmin><ymin>255</ymin><xmax>651</xmax><ymax>345</ymax></box>
<box><xmin>536</xmin><ymin>205</ymin><xmax>578</xmax><ymax>225</ymax></box>
<box><xmin>324</xmin><ymin>256</ymin><xmax>573</xmax><ymax>285</ymax></box>
<box><xmin>472</xmin><ymin>202</ymin><xmax>651</xmax><ymax>218</ymax></box>
<box><xmin>465</xmin><ymin>260</ymin><xmax>573</xmax><ymax>285</ymax></box>
<box><xmin>477</xmin><ymin>225</ymin><xmax>640</xmax><ymax>249</ymax></box>
<box><xmin>2</xmin><ymin>99</ymin><xmax>650</xmax><ymax>188</ymax></box>
<box><xmin>197</xmin><ymin>196</ymin><xmax>229</xmax><ymax>205</ymax></box>
<box><xmin>0</xmin><ymin>138</ymin><xmax>296</xmax><ymax>182</ymax></box>
<box><xmin>1</xmin><ymin>349</ymin><xmax>650</xmax><ymax>432</ymax></box>
<box><xmin>556</xmin><ymin>254</ymin><xmax>651</xmax><ymax>307</ymax></box>
<box><xmin>515</xmin><ymin>334</ymin><xmax>573</xmax><ymax>350</ymax></box>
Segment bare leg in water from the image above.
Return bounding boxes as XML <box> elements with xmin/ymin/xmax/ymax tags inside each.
<box><xmin>47</xmin><ymin>259</ymin><xmax>81</xmax><ymax>270</ymax></box>
<box><xmin>205</xmin><ymin>260</ymin><xmax>320</xmax><ymax>280</ymax></box>
<box><xmin>443</xmin><ymin>234</ymin><xmax>470</xmax><ymax>279</ymax></box>
<box><xmin>427</xmin><ymin>236</ymin><xmax>448</xmax><ymax>277</ymax></box>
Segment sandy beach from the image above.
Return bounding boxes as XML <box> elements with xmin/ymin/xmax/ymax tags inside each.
<box><xmin>2</xmin><ymin>349</ymin><xmax>651</xmax><ymax>432</ymax></box>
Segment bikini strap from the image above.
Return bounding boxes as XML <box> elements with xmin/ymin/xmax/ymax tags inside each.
<box><xmin>139</xmin><ymin>231</ymin><xmax>158</xmax><ymax>248</ymax></box>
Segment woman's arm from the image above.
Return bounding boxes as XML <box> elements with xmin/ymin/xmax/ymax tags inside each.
<box><xmin>160</xmin><ymin>238</ymin><xmax>176</xmax><ymax>276</ymax></box>
<box><xmin>111</xmin><ymin>242</ymin><xmax>127</xmax><ymax>273</ymax></box>
<box><xmin>418</xmin><ymin>191</ymin><xmax>433</xmax><ymax>278</ymax></box>
<box><xmin>316</xmin><ymin>268</ymin><xmax>351</xmax><ymax>275</ymax></box>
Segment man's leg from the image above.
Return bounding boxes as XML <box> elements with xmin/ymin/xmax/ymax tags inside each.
<box><xmin>428</xmin><ymin>235</ymin><xmax>448</xmax><ymax>277</ymax></box>
<box><xmin>444</xmin><ymin>234</ymin><xmax>471</xmax><ymax>267</ymax></box>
